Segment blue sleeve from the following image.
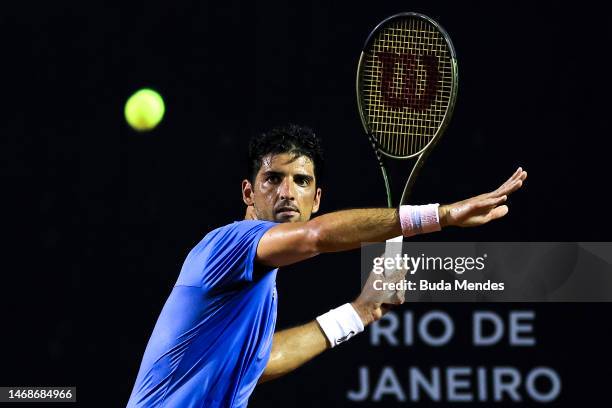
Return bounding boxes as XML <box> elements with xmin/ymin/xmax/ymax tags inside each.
<box><xmin>176</xmin><ymin>220</ymin><xmax>277</xmax><ymax>289</ymax></box>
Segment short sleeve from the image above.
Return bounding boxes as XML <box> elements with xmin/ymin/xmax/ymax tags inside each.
<box><xmin>176</xmin><ymin>220</ymin><xmax>277</xmax><ymax>289</ymax></box>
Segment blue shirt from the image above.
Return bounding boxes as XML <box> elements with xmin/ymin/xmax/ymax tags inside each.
<box><xmin>127</xmin><ymin>220</ymin><xmax>278</xmax><ymax>407</ymax></box>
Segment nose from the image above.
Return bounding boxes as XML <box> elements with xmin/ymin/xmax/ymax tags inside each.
<box><xmin>279</xmin><ymin>177</ymin><xmax>296</xmax><ymax>201</ymax></box>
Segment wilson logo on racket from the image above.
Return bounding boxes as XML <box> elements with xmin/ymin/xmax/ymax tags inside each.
<box><xmin>376</xmin><ymin>52</ymin><xmax>440</xmax><ymax>111</ymax></box>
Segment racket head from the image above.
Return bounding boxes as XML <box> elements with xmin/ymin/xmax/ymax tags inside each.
<box><xmin>356</xmin><ymin>12</ymin><xmax>459</xmax><ymax>160</ymax></box>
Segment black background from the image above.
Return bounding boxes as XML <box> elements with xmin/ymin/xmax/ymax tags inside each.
<box><xmin>3</xmin><ymin>0</ymin><xmax>612</xmax><ymax>406</ymax></box>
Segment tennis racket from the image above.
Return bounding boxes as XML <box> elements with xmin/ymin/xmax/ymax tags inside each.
<box><xmin>356</xmin><ymin>12</ymin><xmax>458</xmax><ymax>208</ymax></box>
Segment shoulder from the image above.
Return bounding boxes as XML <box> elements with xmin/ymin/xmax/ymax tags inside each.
<box><xmin>210</xmin><ymin>220</ymin><xmax>277</xmax><ymax>239</ymax></box>
<box><xmin>177</xmin><ymin>220</ymin><xmax>279</xmax><ymax>287</ymax></box>
<box><xmin>197</xmin><ymin>220</ymin><xmax>278</xmax><ymax>250</ymax></box>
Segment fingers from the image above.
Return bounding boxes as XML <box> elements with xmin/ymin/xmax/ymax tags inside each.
<box><xmin>498</xmin><ymin>168</ymin><xmax>521</xmax><ymax>191</ymax></box>
<box><xmin>477</xmin><ymin>195</ymin><xmax>507</xmax><ymax>209</ymax></box>
<box><xmin>510</xmin><ymin>167</ymin><xmax>527</xmax><ymax>184</ymax></box>
<box><xmin>450</xmin><ymin>167</ymin><xmax>526</xmax><ymax>227</ymax></box>
<box><xmin>502</xmin><ymin>179</ymin><xmax>523</xmax><ymax>195</ymax></box>
<box><xmin>502</xmin><ymin>168</ymin><xmax>522</xmax><ymax>187</ymax></box>
<box><xmin>488</xmin><ymin>205</ymin><xmax>509</xmax><ymax>221</ymax></box>
<box><xmin>494</xmin><ymin>169</ymin><xmax>527</xmax><ymax>197</ymax></box>
<box><xmin>502</xmin><ymin>167</ymin><xmax>521</xmax><ymax>186</ymax></box>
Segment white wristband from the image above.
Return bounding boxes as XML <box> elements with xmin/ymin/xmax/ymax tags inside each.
<box><xmin>316</xmin><ymin>303</ymin><xmax>365</xmax><ymax>348</ymax></box>
<box><xmin>399</xmin><ymin>203</ymin><xmax>441</xmax><ymax>237</ymax></box>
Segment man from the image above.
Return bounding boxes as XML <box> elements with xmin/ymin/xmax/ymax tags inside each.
<box><xmin>127</xmin><ymin>124</ymin><xmax>527</xmax><ymax>407</ymax></box>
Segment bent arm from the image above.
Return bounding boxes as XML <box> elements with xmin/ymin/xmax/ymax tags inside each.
<box><xmin>258</xmin><ymin>321</ymin><xmax>329</xmax><ymax>384</ymax></box>
<box><xmin>258</xmin><ymin>292</ymin><xmax>399</xmax><ymax>383</ymax></box>
<box><xmin>258</xmin><ymin>245</ymin><xmax>413</xmax><ymax>384</ymax></box>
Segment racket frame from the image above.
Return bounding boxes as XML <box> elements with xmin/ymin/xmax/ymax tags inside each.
<box><xmin>356</xmin><ymin>12</ymin><xmax>459</xmax><ymax>206</ymax></box>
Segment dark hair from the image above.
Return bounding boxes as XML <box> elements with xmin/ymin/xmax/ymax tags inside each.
<box><xmin>248</xmin><ymin>124</ymin><xmax>324</xmax><ymax>184</ymax></box>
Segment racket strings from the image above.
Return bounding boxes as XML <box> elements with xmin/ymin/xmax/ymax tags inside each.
<box><xmin>360</xmin><ymin>17</ymin><xmax>454</xmax><ymax>158</ymax></box>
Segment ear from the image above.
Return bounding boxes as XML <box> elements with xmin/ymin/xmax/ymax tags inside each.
<box><xmin>311</xmin><ymin>187</ymin><xmax>322</xmax><ymax>214</ymax></box>
<box><xmin>242</xmin><ymin>179</ymin><xmax>255</xmax><ymax>206</ymax></box>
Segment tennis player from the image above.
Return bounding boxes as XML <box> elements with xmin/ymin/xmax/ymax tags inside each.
<box><xmin>127</xmin><ymin>124</ymin><xmax>527</xmax><ymax>407</ymax></box>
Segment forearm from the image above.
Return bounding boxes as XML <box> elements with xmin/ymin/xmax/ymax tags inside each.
<box><xmin>308</xmin><ymin>208</ymin><xmax>403</xmax><ymax>253</ymax></box>
<box><xmin>258</xmin><ymin>321</ymin><xmax>329</xmax><ymax>384</ymax></box>
<box><xmin>257</xmin><ymin>205</ymin><xmax>439</xmax><ymax>267</ymax></box>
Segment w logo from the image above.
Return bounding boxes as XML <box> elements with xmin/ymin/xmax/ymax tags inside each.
<box><xmin>376</xmin><ymin>52</ymin><xmax>440</xmax><ymax>111</ymax></box>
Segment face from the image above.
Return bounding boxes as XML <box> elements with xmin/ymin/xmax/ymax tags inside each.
<box><xmin>242</xmin><ymin>153</ymin><xmax>322</xmax><ymax>223</ymax></box>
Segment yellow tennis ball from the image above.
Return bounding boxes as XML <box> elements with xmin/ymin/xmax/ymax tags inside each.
<box><xmin>124</xmin><ymin>88</ymin><xmax>165</xmax><ymax>131</ymax></box>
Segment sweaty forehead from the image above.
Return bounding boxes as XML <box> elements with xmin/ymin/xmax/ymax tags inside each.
<box><xmin>260</xmin><ymin>153</ymin><xmax>315</xmax><ymax>175</ymax></box>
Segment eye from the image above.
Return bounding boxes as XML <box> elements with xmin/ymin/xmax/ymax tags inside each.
<box><xmin>266</xmin><ymin>175</ymin><xmax>281</xmax><ymax>184</ymax></box>
<box><xmin>295</xmin><ymin>176</ymin><xmax>310</xmax><ymax>187</ymax></box>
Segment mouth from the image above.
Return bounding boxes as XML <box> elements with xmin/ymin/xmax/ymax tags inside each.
<box><xmin>275</xmin><ymin>206</ymin><xmax>300</xmax><ymax>217</ymax></box>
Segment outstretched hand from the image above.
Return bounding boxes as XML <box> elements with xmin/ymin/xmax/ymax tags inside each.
<box><xmin>439</xmin><ymin>167</ymin><xmax>527</xmax><ymax>228</ymax></box>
